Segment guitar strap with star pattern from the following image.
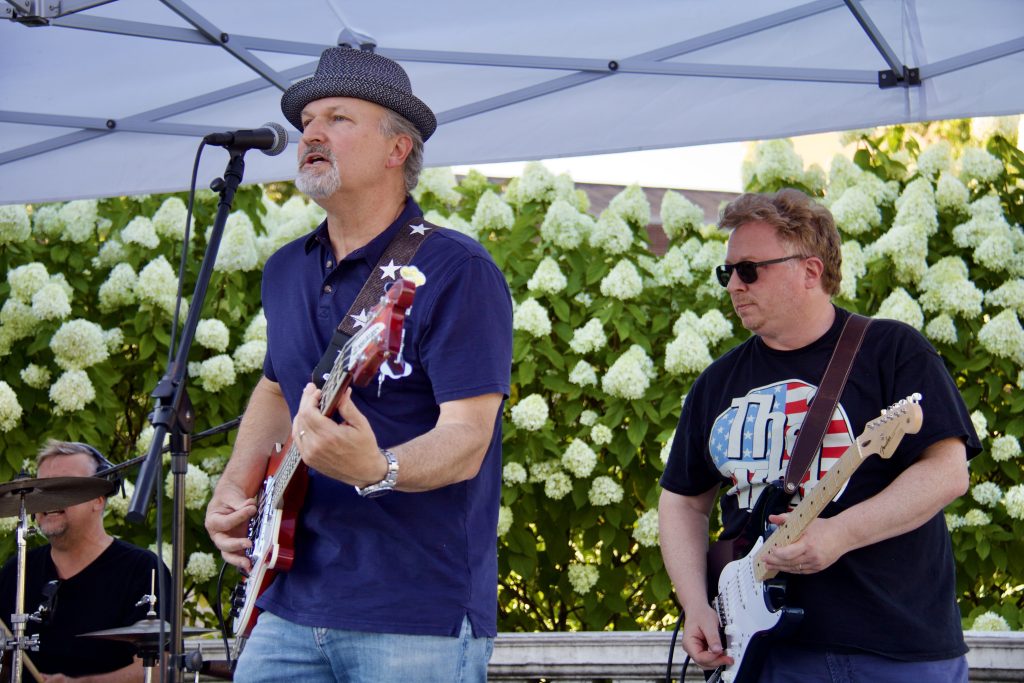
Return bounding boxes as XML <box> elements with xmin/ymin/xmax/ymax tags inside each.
<box><xmin>311</xmin><ymin>216</ymin><xmax>435</xmax><ymax>388</ymax></box>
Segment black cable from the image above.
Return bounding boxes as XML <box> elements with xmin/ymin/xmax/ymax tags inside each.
<box><xmin>665</xmin><ymin>609</ymin><xmax>692</xmax><ymax>682</ymax></box>
<box><xmin>212</xmin><ymin>561</ymin><xmax>235</xmax><ymax>671</ymax></box>
<box><xmin>167</xmin><ymin>142</ymin><xmax>204</xmax><ymax>365</ymax></box>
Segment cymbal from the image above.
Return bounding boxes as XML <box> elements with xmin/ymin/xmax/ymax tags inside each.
<box><xmin>0</xmin><ymin>476</ymin><xmax>117</xmax><ymax>517</ymax></box>
<box><xmin>79</xmin><ymin>619</ymin><xmax>214</xmax><ymax>646</ymax></box>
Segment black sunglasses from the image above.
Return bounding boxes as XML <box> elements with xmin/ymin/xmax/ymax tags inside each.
<box><xmin>715</xmin><ymin>255</ymin><xmax>805</xmax><ymax>287</ymax></box>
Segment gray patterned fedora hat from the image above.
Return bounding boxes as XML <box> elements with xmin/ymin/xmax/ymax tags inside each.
<box><xmin>281</xmin><ymin>47</ymin><xmax>437</xmax><ymax>140</ymax></box>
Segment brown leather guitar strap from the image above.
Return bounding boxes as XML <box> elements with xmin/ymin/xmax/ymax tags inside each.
<box><xmin>311</xmin><ymin>217</ymin><xmax>435</xmax><ymax>387</ymax></box>
<box><xmin>782</xmin><ymin>313</ymin><xmax>871</xmax><ymax>495</ymax></box>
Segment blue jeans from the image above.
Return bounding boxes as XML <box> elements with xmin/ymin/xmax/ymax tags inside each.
<box><xmin>234</xmin><ymin>610</ymin><xmax>493</xmax><ymax>683</ymax></box>
<box><xmin>759</xmin><ymin>643</ymin><xmax>968</xmax><ymax>682</ymax></box>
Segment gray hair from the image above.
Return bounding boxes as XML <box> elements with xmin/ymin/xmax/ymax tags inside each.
<box><xmin>379</xmin><ymin>108</ymin><xmax>424</xmax><ymax>193</ymax></box>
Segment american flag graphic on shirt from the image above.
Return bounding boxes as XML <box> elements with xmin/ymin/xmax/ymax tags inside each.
<box><xmin>708</xmin><ymin>380</ymin><xmax>855</xmax><ymax>511</ymax></box>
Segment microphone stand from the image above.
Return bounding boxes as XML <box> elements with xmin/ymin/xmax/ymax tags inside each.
<box><xmin>126</xmin><ymin>146</ymin><xmax>250</xmax><ymax>683</ymax></box>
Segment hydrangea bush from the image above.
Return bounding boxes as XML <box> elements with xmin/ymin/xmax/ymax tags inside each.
<box><xmin>0</xmin><ymin>184</ymin><xmax>324</xmax><ymax>624</ymax></box>
<box><xmin>0</xmin><ymin>117</ymin><xmax>1020</xmax><ymax>632</ymax></box>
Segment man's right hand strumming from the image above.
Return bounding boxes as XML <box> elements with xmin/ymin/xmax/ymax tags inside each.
<box><xmin>205</xmin><ymin>484</ymin><xmax>258</xmax><ymax>571</ymax></box>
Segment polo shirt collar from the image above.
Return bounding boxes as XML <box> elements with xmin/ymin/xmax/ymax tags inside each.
<box><xmin>302</xmin><ymin>196</ymin><xmax>423</xmax><ymax>263</ymax></box>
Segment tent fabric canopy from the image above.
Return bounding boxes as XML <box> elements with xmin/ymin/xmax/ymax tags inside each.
<box><xmin>2</xmin><ymin>0</ymin><xmax>1023</xmax><ymax>204</ymax></box>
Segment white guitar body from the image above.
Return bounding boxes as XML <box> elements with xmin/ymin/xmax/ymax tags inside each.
<box><xmin>709</xmin><ymin>536</ymin><xmax>802</xmax><ymax>683</ymax></box>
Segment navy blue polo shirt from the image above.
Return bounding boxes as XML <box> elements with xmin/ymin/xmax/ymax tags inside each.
<box><xmin>258</xmin><ymin>197</ymin><xmax>512</xmax><ymax>638</ymax></box>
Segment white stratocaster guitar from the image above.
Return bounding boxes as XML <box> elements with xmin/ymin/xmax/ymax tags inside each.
<box><xmin>706</xmin><ymin>394</ymin><xmax>923</xmax><ymax>683</ymax></box>
<box><xmin>229</xmin><ymin>279</ymin><xmax>416</xmax><ymax>658</ymax></box>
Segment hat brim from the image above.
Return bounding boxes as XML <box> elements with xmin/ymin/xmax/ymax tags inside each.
<box><xmin>281</xmin><ymin>76</ymin><xmax>437</xmax><ymax>141</ymax></box>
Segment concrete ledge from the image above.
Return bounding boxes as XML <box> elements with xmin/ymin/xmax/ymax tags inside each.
<box><xmin>189</xmin><ymin>629</ymin><xmax>1024</xmax><ymax>681</ymax></box>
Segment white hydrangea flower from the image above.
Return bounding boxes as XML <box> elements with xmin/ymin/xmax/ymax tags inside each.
<box><xmin>874</xmin><ymin>289</ymin><xmax>924</xmax><ymax>330</ymax></box>
<box><xmin>924</xmin><ymin>315</ymin><xmax>957</xmax><ymax>345</ymax></box>
<box><xmin>568</xmin><ymin>360</ymin><xmax>598</xmax><ymax>387</ymax></box>
<box><xmin>244</xmin><ymin>310</ymin><xmax>267</xmax><ymax>342</ymax></box>
<box><xmin>828</xmin><ymin>155</ymin><xmax>862</xmax><ymax>196</ymax></box>
<box><xmin>509</xmin><ymin>162</ymin><xmax>556</xmax><ymax>206</ymax></box>
<box><xmin>472</xmin><ymin>190</ymin><xmax>514</xmax><ymax>233</ymax></box>
<box><xmin>166</xmin><ymin>464</ymin><xmax>210</xmax><ymax>511</ymax></box>
<box><xmin>121</xmin><ymin>216</ymin><xmax>160</xmax><ymax>249</ymax></box>
<box><xmin>916</xmin><ymin>141</ymin><xmax>952</xmax><ymax>179</ymax></box>
<box><xmin>590</xmin><ymin>424</ymin><xmax>613</xmax><ymax>447</ymax></box>
<box><xmin>215</xmin><ymin>212</ymin><xmax>259</xmax><ymax>272</ymax></box>
<box><xmin>31</xmin><ymin>204</ymin><xmax>60</xmax><ymax>238</ymax></box>
<box><xmin>986</xmin><ymin>280</ymin><xmax>1024</xmax><ymax>316</ymax></box>
<box><xmin>31</xmin><ymin>283</ymin><xmax>72</xmax><ymax>321</ymax></box>
<box><xmin>569</xmin><ymin>319</ymin><xmax>607</xmax><ymax>354</ymax></box>
<box><xmin>412</xmin><ymin>167</ymin><xmax>461</xmax><ymax>206</ymax></box>
<box><xmin>918</xmin><ymin>257</ymin><xmax>984</xmax><ymax>319</ymax></box>
<box><xmin>1005</xmin><ymin>484</ymin><xmax>1024</xmax><ymax>520</ymax></box>
<box><xmin>8</xmin><ymin>262</ymin><xmax>49</xmax><ymax>303</ymax></box>
<box><xmin>440</xmin><ymin>212</ymin><xmax>476</xmax><ymax>239</ymax></box>
<box><xmin>233</xmin><ymin>340</ymin><xmax>267</xmax><ymax>374</ymax></box>
<box><xmin>19</xmin><ymin>364</ymin><xmax>51</xmax><ymax>390</ymax></box>
<box><xmin>0</xmin><ymin>298</ymin><xmax>40</xmax><ymax>343</ymax></box>
<box><xmin>184</xmin><ymin>551</ymin><xmax>218</xmax><ymax>583</ymax></box>
<box><xmin>959</xmin><ymin>147</ymin><xmax>1004</xmax><ymax>184</ymax></box>
<box><xmin>953</xmin><ymin>195</ymin><xmax>1008</xmax><ymax>248</ymax></box>
<box><xmin>503</xmin><ymin>462</ymin><xmax>528</xmax><ymax>485</ymax></box>
<box><xmin>152</xmin><ymin>197</ymin><xmax>188</xmax><ymax>240</ymax></box>
<box><xmin>831</xmin><ymin>186</ymin><xmax>881</xmax><ymax>235</ymax></box>
<box><xmin>660</xmin><ymin>190</ymin><xmax>704</xmax><ymax>240</ymax></box>
<box><xmin>104</xmin><ymin>328</ymin><xmax>124</xmax><ymax>354</ymax></box>
<box><xmin>526</xmin><ymin>257</ymin><xmax>568</xmax><ymax>294</ymax></box>
<box><xmin>935</xmin><ymin>172</ymin><xmax>969</xmax><ymax>212</ymax></box>
<box><xmin>497</xmin><ymin>506</ymin><xmax>513</xmax><ymax>536</ymax></box>
<box><xmin>98</xmin><ymin>263</ymin><xmax>139</xmax><ymax>312</ymax></box>
<box><xmin>971</xmin><ymin>611</ymin><xmax>1011</xmax><ymax>632</ymax></box>
<box><xmin>977</xmin><ymin>310</ymin><xmax>1024</xmax><ymax>365</ymax></box>
<box><xmin>512</xmin><ymin>298</ymin><xmax>552</xmax><ymax>337</ymax></box>
<box><xmin>749</xmin><ymin>139</ymin><xmax>805</xmax><ymax>186</ymax></box>
<box><xmin>589</xmin><ymin>210</ymin><xmax>633</xmax><ymax>254</ymax></box>
<box><xmin>666</xmin><ymin>326</ymin><xmax>713</xmax><ymax>375</ymax></box>
<box><xmin>990</xmin><ymin>435</ymin><xmax>1021</xmax><ymax>462</ymax></box>
<box><xmin>93</xmin><ymin>238</ymin><xmax>128</xmax><ymax>269</ymax></box>
<box><xmin>691</xmin><ymin>240</ymin><xmax>727</xmax><ymax>273</ymax></box>
<box><xmin>49</xmin><ymin>369</ymin><xmax>96</xmax><ymax>414</ymax></box>
<box><xmin>105</xmin><ymin>480</ymin><xmax>134</xmax><ymax>518</ymax></box>
<box><xmin>137</xmin><ymin>256</ymin><xmax>183</xmax><ymax>316</ymax></box>
<box><xmin>57</xmin><ymin>199</ymin><xmax>99</xmax><ymax>243</ymax></box>
<box><xmin>975</xmin><ymin>231</ymin><xmax>1024</xmax><ymax>276</ymax></box>
<box><xmin>972</xmin><ymin>115</ymin><xmax>1020</xmax><ymax>143</ymax></box>
<box><xmin>633</xmin><ymin>509</ymin><xmax>659</xmax><ymax>547</ymax></box>
<box><xmin>0</xmin><ymin>204</ymin><xmax>31</xmax><ymax>244</ymax></box>
<box><xmin>195</xmin><ymin>319</ymin><xmax>230</xmax><ymax>352</ymax></box>
<box><xmin>573</xmin><ymin>292</ymin><xmax>593</xmax><ymax>308</ymax></box>
<box><xmin>511</xmin><ymin>393</ymin><xmax>548</xmax><ymax>431</ymax></box>
<box><xmin>654</xmin><ymin>244</ymin><xmax>695</xmax><ymax>287</ymax></box>
<box><xmin>529</xmin><ymin>460</ymin><xmax>561</xmax><ymax>484</ymax></box>
<box><xmin>661</xmin><ymin>432</ymin><xmax>675</xmax><ymax>465</ymax></box>
<box><xmin>971</xmin><ymin>411</ymin><xmax>989</xmax><ymax>442</ymax></box>
<box><xmin>562</xmin><ymin>439</ymin><xmax>598</xmax><ymax>478</ymax></box>
<box><xmin>608</xmin><ymin>185</ymin><xmax>650</xmax><ymax>227</ymax></box>
<box><xmin>588</xmin><ymin>476</ymin><xmax>624</xmax><ymax>506</ymax></box>
<box><xmin>866</xmin><ymin>181</ymin><xmax>937</xmax><ymax>283</ymax></box>
<box><xmin>50</xmin><ymin>319</ymin><xmax>109</xmax><ymax>370</ymax></box>
<box><xmin>579</xmin><ymin>410</ymin><xmax>598</xmax><ymax>427</ymax></box>
<box><xmin>0</xmin><ymin>381</ymin><xmax>23</xmax><ymax>432</ymax></box>
<box><xmin>567</xmin><ymin>563</ymin><xmax>599</xmax><ymax>594</ymax></box>
<box><xmin>837</xmin><ymin>240</ymin><xmax>866</xmax><ymax>300</ymax></box>
<box><xmin>192</xmin><ymin>354</ymin><xmax>236</xmax><ymax>393</ymax></box>
<box><xmin>602</xmin><ymin>345</ymin><xmax>655</xmax><ymax>399</ymax></box>
<box><xmin>945</xmin><ymin>513</ymin><xmax>966</xmax><ymax>531</ymax></box>
<box><xmin>544</xmin><ymin>471</ymin><xmax>572</xmax><ymax>500</ymax></box>
<box><xmin>540</xmin><ymin>199</ymin><xmax>590</xmax><ymax>249</ymax></box>
<box><xmin>550</xmin><ymin>173</ymin><xmax>580</xmax><ymax>208</ymax></box>
<box><xmin>600</xmin><ymin>259</ymin><xmax>643</xmax><ymax>300</ymax></box>
<box><xmin>963</xmin><ymin>509</ymin><xmax>991</xmax><ymax>527</ymax></box>
<box><xmin>971</xmin><ymin>481</ymin><xmax>1002</xmax><ymax>508</ymax></box>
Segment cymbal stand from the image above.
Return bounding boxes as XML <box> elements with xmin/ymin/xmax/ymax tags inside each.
<box><xmin>5</xmin><ymin>493</ymin><xmax>39</xmax><ymax>683</ymax></box>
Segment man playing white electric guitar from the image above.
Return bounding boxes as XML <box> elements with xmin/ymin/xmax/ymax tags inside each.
<box><xmin>658</xmin><ymin>190</ymin><xmax>979</xmax><ymax>682</ymax></box>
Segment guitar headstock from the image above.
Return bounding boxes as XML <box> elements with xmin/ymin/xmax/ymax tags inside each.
<box><xmin>856</xmin><ymin>393</ymin><xmax>923</xmax><ymax>459</ymax></box>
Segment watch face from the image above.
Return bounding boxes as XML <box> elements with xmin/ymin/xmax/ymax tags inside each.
<box><xmin>361</xmin><ymin>485</ymin><xmax>392</xmax><ymax>498</ymax></box>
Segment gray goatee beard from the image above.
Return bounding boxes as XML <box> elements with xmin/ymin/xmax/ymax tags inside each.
<box><xmin>296</xmin><ymin>146</ymin><xmax>341</xmax><ymax>199</ymax></box>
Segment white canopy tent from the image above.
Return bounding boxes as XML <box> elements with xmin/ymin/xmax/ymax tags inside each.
<box><xmin>2</xmin><ymin>0</ymin><xmax>1023</xmax><ymax>204</ymax></box>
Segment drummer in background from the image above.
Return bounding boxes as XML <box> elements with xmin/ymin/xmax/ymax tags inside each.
<box><xmin>0</xmin><ymin>440</ymin><xmax>170</xmax><ymax>683</ymax></box>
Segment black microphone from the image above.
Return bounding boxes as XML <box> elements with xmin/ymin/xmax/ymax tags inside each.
<box><xmin>203</xmin><ymin>122</ymin><xmax>289</xmax><ymax>156</ymax></box>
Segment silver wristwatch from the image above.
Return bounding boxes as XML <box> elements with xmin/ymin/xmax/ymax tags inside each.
<box><xmin>355</xmin><ymin>449</ymin><xmax>399</xmax><ymax>498</ymax></box>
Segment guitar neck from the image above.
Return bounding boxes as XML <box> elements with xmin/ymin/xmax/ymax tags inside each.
<box><xmin>753</xmin><ymin>439</ymin><xmax>867</xmax><ymax>581</ymax></box>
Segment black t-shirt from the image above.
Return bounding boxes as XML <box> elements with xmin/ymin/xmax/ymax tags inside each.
<box><xmin>0</xmin><ymin>539</ymin><xmax>170</xmax><ymax>676</ymax></box>
<box><xmin>661</xmin><ymin>306</ymin><xmax>980</xmax><ymax>661</ymax></box>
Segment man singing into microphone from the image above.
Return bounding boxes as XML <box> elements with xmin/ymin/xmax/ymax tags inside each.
<box><xmin>205</xmin><ymin>47</ymin><xmax>512</xmax><ymax>682</ymax></box>
<box><xmin>0</xmin><ymin>440</ymin><xmax>170</xmax><ymax>682</ymax></box>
